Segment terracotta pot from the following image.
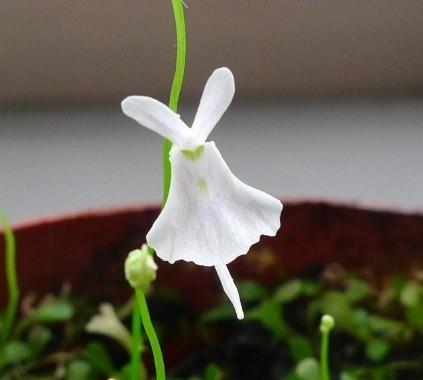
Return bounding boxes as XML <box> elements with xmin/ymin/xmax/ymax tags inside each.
<box><xmin>1</xmin><ymin>201</ymin><xmax>423</xmax><ymax>313</ymax></box>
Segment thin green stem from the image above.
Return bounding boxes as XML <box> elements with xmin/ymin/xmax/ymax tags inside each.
<box><xmin>130</xmin><ymin>299</ymin><xmax>143</xmax><ymax>380</ymax></box>
<box><xmin>320</xmin><ymin>331</ymin><xmax>330</xmax><ymax>380</ymax></box>
<box><xmin>135</xmin><ymin>288</ymin><xmax>165</xmax><ymax>380</ymax></box>
<box><xmin>131</xmin><ymin>1</ymin><xmax>186</xmax><ymax>377</ymax></box>
<box><xmin>0</xmin><ymin>209</ymin><xmax>19</xmax><ymax>343</ymax></box>
<box><xmin>163</xmin><ymin>0</ymin><xmax>187</xmax><ymax>204</ymax></box>
<box><xmin>168</xmin><ymin>0</ymin><xmax>186</xmax><ymax>113</ymax></box>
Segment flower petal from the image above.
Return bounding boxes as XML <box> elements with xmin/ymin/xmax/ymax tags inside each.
<box><xmin>86</xmin><ymin>303</ymin><xmax>132</xmax><ymax>353</ymax></box>
<box><xmin>121</xmin><ymin>96</ymin><xmax>192</xmax><ymax>147</ymax></box>
<box><xmin>215</xmin><ymin>264</ymin><xmax>244</xmax><ymax>319</ymax></box>
<box><xmin>146</xmin><ymin>142</ymin><xmax>282</xmax><ymax>267</ymax></box>
<box><xmin>191</xmin><ymin>68</ymin><xmax>235</xmax><ymax>144</ymax></box>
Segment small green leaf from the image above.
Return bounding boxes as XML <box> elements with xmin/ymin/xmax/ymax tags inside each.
<box><xmin>83</xmin><ymin>341</ymin><xmax>116</xmax><ymax>375</ymax></box>
<box><xmin>306</xmin><ymin>300</ymin><xmax>321</xmax><ymax>322</ymax></box>
<box><xmin>351</xmin><ymin>308</ymin><xmax>369</xmax><ymax>326</ymax></box>
<box><xmin>204</xmin><ymin>363</ymin><xmax>223</xmax><ymax>380</ymax></box>
<box><xmin>319</xmin><ymin>291</ymin><xmax>352</xmax><ymax>328</ymax></box>
<box><xmin>238</xmin><ymin>281</ymin><xmax>268</xmax><ymax>302</ymax></box>
<box><xmin>282</xmin><ymin>369</ymin><xmax>302</xmax><ymax>380</ymax></box>
<box><xmin>30</xmin><ymin>299</ymin><xmax>74</xmax><ymax>323</ymax></box>
<box><xmin>0</xmin><ymin>340</ymin><xmax>31</xmax><ymax>368</ymax></box>
<box><xmin>295</xmin><ymin>358</ymin><xmax>320</xmax><ymax>380</ymax></box>
<box><xmin>65</xmin><ymin>360</ymin><xmax>92</xmax><ymax>380</ymax></box>
<box><xmin>369</xmin><ymin>367</ymin><xmax>393</xmax><ymax>380</ymax></box>
<box><xmin>274</xmin><ymin>280</ymin><xmax>303</xmax><ymax>303</ymax></box>
<box><xmin>350</xmin><ymin>308</ymin><xmax>371</xmax><ymax>340</ymax></box>
<box><xmin>301</xmin><ymin>280</ymin><xmax>321</xmax><ymax>297</ymax></box>
<box><xmin>365</xmin><ymin>338</ymin><xmax>391</xmax><ymax>362</ymax></box>
<box><xmin>340</xmin><ymin>372</ymin><xmax>359</xmax><ymax>380</ymax></box>
<box><xmin>405</xmin><ymin>303</ymin><xmax>423</xmax><ymax>332</ymax></box>
<box><xmin>391</xmin><ymin>275</ymin><xmax>407</xmax><ymax>298</ymax></box>
<box><xmin>345</xmin><ymin>279</ymin><xmax>370</xmax><ymax>303</ymax></box>
<box><xmin>120</xmin><ymin>363</ymin><xmax>132</xmax><ymax>380</ymax></box>
<box><xmin>201</xmin><ymin>303</ymin><xmax>235</xmax><ymax>323</ymax></box>
<box><xmin>247</xmin><ymin>300</ymin><xmax>288</xmax><ymax>338</ymax></box>
<box><xmin>288</xmin><ymin>336</ymin><xmax>314</xmax><ymax>361</ymax></box>
<box><xmin>27</xmin><ymin>325</ymin><xmax>52</xmax><ymax>357</ymax></box>
<box><xmin>368</xmin><ymin>315</ymin><xmax>409</xmax><ymax>340</ymax></box>
<box><xmin>400</xmin><ymin>282</ymin><xmax>421</xmax><ymax>307</ymax></box>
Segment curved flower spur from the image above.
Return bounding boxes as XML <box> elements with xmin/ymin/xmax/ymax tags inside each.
<box><xmin>122</xmin><ymin>68</ymin><xmax>283</xmax><ymax>319</ymax></box>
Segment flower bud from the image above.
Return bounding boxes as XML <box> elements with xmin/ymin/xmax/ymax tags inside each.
<box><xmin>320</xmin><ymin>314</ymin><xmax>335</xmax><ymax>333</ymax></box>
<box><xmin>125</xmin><ymin>244</ymin><xmax>158</xmax><ymax>291</ymax></box>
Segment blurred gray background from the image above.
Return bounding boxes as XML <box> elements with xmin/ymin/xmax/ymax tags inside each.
<box><xmin>1</xmin><ymin>1</ymin><xmax>423</xmax><ymax>221</ymax></box>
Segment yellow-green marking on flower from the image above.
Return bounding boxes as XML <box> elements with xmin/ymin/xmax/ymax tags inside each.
<box><xmin>198</xmin><ymin>177</ymin><xmax>208</xmax><ymax>192</ymax></box>
<box><xmin>181</xmin><ymin>145</ymin><xmax>204</xmax><ymax>160</ymax></box>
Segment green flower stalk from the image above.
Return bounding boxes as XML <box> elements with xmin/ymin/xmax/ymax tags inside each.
<box><xmin>125</xmin><ymin>245</ymin><xmax>164</xmax><ymax>380</ymax></box>
<box><xmin>163</xmin><ymin>0</ymin><xmax>187</xmax><ymax>204</ymax></box>
<box><xmin>320</xmin><ymin>314</ymin><xmax>335</xmax><ymax>380</ymax></box>
<box><xmin>0</xmin><ymin>209</ymin><xmax>19</xmax><ymax>343</ymax></box>
<box><xmin>130</xmin><ymin>301</ymin><xmax>143</xmax><ymax>380</ymax></box>
<box><xmin>125</xmin><ymin>1</ymin><xmax>187</xmax><ymax>378</ymax></box>
<box><xmin>135</xmin><ymin>288</ymin><xmax>165</xmax><ymax>380</ymax></box>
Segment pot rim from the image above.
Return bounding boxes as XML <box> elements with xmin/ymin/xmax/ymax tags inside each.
<box><xmin>5</xmin><ymin>196</ymin><xmax>423</xmax><ymax>232</ymax></box>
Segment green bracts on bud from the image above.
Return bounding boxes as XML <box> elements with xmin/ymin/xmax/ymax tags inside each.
<box><xmin>125</xmin><ymin>244</ymin><xmax>158</xmax><ymax>291</ymax></box>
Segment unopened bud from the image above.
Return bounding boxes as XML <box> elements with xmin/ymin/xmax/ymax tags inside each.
<box><xmin>320</xmin><ymin>314</ymin><xmax>335</xmax><ymax>333</ymax></box>
<box><xmin>125</xmin><ymin>244</ymin><xmax>158</xmax><ymax>291</ymax></box>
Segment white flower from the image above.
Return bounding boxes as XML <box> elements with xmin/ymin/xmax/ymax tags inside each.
<box><xmin>86</xmin><ymin>303</ymin><xmax>132</xmax><ymax>353</ymax></box>
<box><xmin>121</xmin><ymin>67</ymin><xmax>283</xmax><ymax>319</ymax></box>
<box><xmin>125</xmin><ymin>244</ymin><xmax>158</xmax><ymax>291</ymax></box>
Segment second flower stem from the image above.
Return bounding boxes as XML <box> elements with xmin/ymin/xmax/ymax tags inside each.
<box><xmin>0</xmin><ymin>209</ymin><xmax>19</xmax><ymax>343</ymax></box>
<box><xmin>320</xmin><ymin>330</ymin><xmax>330</xmax><ymax>380</ymax></box>
<box><xmin>130</xmin><ymin>298</ymin><xmax>143</xmax><ymax>380</ymax></box>
<box><xmin>320</xmin><ymin>314</ymin><xmax>334</xmax><ymax>380</ymax></box>
<box><xmin>135</xmin><ymin>288</ymin><xmax>166</xmax><ymax>380</ymax></box>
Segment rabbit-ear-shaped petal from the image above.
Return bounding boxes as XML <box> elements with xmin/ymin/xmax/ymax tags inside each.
<box><xmin>146</xmin><ymin>142</ymin><xmax>282</xmax><ymax>267</ymax></box>
<box><xmin>191</xmin><ymin>68</ymin><xmax>235</xmax><ymax>144</ymax></box>
<box><xmin>122</xmin><ymin>96</ymin><xmax>192</xmax><ymax>147</ymax></box>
